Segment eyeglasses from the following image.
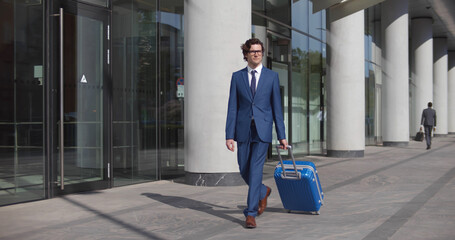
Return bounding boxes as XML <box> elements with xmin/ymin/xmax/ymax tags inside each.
<box><xmin>248</xmin><ymin>50</ymin><xmax>262</xmax><ymax>55</ymax></box>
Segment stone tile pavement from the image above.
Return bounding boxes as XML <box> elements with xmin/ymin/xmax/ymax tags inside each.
<box><xmin>1</xmin><ymin>136</ymin><xmax>455</xmax><ymax>239</ymax></box>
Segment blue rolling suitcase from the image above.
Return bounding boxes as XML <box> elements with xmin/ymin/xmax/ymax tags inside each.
<box><xmin>274</xmin><ymin>145</ymin><xmax>324</xmax><ymax>214</ymax></box>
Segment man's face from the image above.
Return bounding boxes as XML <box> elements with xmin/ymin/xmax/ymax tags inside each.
<box><xmin>246</xmin><ymin>44</ymin><xmax>263</xmax><ymax>68</ymax></box>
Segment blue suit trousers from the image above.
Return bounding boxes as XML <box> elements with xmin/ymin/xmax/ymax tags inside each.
<box><xmin>237</xmin><ymin>121</ymin><xmax>269</xmax><ymax>217</ymax></box>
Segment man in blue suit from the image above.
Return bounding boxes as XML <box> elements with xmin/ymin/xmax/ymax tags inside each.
<box><xmin>225</xmin><ymin>38</ymin><xmax>288</xmax><ymax>228</ymax></box>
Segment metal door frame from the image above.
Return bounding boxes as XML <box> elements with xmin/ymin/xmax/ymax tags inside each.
<box><xmin>46</xmin><ymin>0</ymin><xmax>112</xmax><ymax>197</ymax></box>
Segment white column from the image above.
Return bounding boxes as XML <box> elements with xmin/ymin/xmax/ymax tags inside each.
<box><xmin>184</xmin><ymin>0</ymin><xmax>251</xmax><ymax>185</ymax></box>
<box><xmin>433</xmin><ymin>38</ymin><xmax>448</xmax><ymax>135</ymax></box>
<box><xmin>326</xmin><ymin>10</ymin><xmax>365</xmax><ymax>157</ymax></box>
<box><xmin>448</xmin><ymin>51</ymin><xmax>455</xmax><ymax>134</ymax></box>
<box><xmin>410</xmin><ymin>18</ymin><xmax>433</xmax><ymax>135</ymax></box>
<box><xmin>381</xmin><ymin>0</ymin><xmax>409</xmax><ymax>146</ymax></box>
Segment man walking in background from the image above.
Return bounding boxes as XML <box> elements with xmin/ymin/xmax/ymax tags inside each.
<box><xmin>225</xmin><ymin>38</ymin><xmax>288</xmax><ymax>228</ymax></box>
<box><xmin>420</xmin><ymin>102</ymin><xmax>437</xmax><ymax>150</ymax></box>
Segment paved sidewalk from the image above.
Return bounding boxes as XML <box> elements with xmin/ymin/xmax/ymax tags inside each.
<box><xmin>1</xmin><ymin>136</ymin><xmax>455</xmax><ymax>240</ymax></box>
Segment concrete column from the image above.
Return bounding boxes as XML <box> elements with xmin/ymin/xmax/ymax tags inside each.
<box><xmin>381</xmin><ymin>0</ymin><xmax>409</xmax><ymax>146</ymax></box>
<box><xmin>184</xmin><ymin>0</ymin><xmax>250</xmax><ymax>185</ymax></box>
<box><xmin>326</xmin><ymin>10</ymin><xmax>365</xmax><ymax>157</ymax></box>
<box><xmin>448</xmin><ymin>51</ymin><xmax>455</xmax><ymax>134</ymax></box>
<box><xmin>410</xmin><ymin>18</ymin><xmax>433</xmax><ymax>135</ymax></box>
<box><xmin>433</xmin><ymin>38</ymin><xmax>448</xmax><ymax>135</ymax></box>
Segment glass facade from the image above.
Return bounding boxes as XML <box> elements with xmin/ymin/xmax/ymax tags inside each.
<box><xmin>112</xmin><ymin>0</ymin><xmax>159</xmax><ymax>186</ymax></box>
<box><xmin>0</xmin><ymin>0</ymin><xmax>328</xmax><ymax>205</ymax></box>
<box><xmin>112</xmin><ymin>0</ymin><xmax>184</xmax><ymax>186</ymax></box>
<box><xmin>58</xmin><ymin>8</ymin><xmax>107</xmax><ymax>188</ymax></box>
<box><xmin>158</xmin><ymin>1</ymin><xmax>184</xmax><ymax>179</ymax></box>
<box><xmin>0</xmin><ymin>0</ymin><xmax>45</xmax><ymax>205</ymax></box>
<box><xmin>253</xmin><ymin>0</ymin><xmax>327</xmax><ymax>157</ymax></box>
<box><xmin>365</xmin><ymin>5</ymin><xmax>382</xmax><ymax>145</ymax></box>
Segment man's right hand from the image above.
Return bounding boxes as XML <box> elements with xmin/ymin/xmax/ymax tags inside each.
<box><xmin>226</xmin><ymin>139</ymin><xmax>235</xmax><ymax>152</ymax></box>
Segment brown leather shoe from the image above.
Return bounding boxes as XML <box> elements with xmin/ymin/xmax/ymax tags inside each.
<box><xmin>245</xmin><ymin>216</ymin><xmax>256</xmax><ymax>228</ymax></box>
<box><xmin>258</xmin><ymin>186</ymin><xmax>272</xmax><ymax>216</ymax></box>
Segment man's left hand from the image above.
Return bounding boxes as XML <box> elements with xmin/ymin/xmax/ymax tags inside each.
<box><xmin>279</xmin><ymin>139</ymin><xmax>288</xmax><ymax>149</ymax></box>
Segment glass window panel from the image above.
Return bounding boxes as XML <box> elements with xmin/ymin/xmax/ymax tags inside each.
<box><xmin>80</xmin><ymin>0</ymin><xmax>108</xmax><ymax>8</ymax></box>
<box><xmin>252</xmin><ymin>0</ymin><xmax>266</xmax><ymax>12</ymax></box>
<box><xmin>291</xmin><ymin>31</ymin><xmax>309</xmax><ymax>155</ymax></box>
<box><xmin>15</xmin><ymin>81</ymin><xmax>44</xmax><ymax>122</ymax></box>
<box><xmin>308</xmin><ymin>0</ymin><xmax>322</xmax><ymax>38</ymax></box>
<box><xmin>159</xmin><ymin>0</ymin><xmax>184</xmax><ymax>178</ymax></box>
<box><xmin>271</xmin><ymin>61</ymin><xmax>290</xmax><ymax>156</ymax></box>
<box><xmin>268</xmin><ymin>21</ymin><xmax>291</xmax><ymax>38</ymax></box>
<box><xmin>17</xmin><ymin>149</ymin><xmax>44</xmax><ymax>189</ymax></box>
<box><xmin>0</xmin><ymin>4</ymin><xmax>14</xmax><ymax>123</ymax></box>
<box><xmin>253</xmin><ymin>13</ymin><xmax>267</xmax><ymax>29</ymax></box>
<box><xmin>268</xmin><ymin>32</ymin><xmax>291</xmax><ymax>158</ymax></box>
<box><xmin>61</xmin><ymin>7</ymin><xmax>105</xmax><ymax>183</ymax></box>
<box><xmin>291</xmin><ymin>0</ymin><xmax>309</xmax><ymax>33</ymax></box>
<box><xmin>17</xmin><ymin>124</ymin><xmax>43</xmax><ymax>147</ymax></box>
<box><xmin>0</xmin><ymin>125</ymin><xmax>15</xmax><ymax>146</ymax></box>
<box><xmin>0</xmin><ymin>149</ymin><xmax>15</xmax><ymax>205</ymax></box>
<box><xmin>309</xmin><ymin>39</ymin><xmax>323</xmax><ymax>154</ymax></box>
<box><xmin>364</xmin><ymin>6</ymin><xmax>379</xmax><ymax>145</ymax></box>
<box><xmin>321</xmin><ymin>10</ymin><xmax>327</xmax><ymax>43</ymax></box>
<box><xmin>112</xmin><ymin>0</ymin><xmax>159</xmax><ymax>186</ymax></box>
<box><xmin>0</xmin><ymin>148</ymin><xmax>14</xmax><ymax>179</ymax></box>
<box><xmin>265</xmin><ymin>0</ymin><xmax>291</xmax><ymax>25</ymax></box>
<box><xmin>0</xmin><ymin>0</ymin><xmax>44</xmax><ymax>205</ymax></box>
<box><xmin>63</xmin><ymin>148</ymin><xmax>102</xmax><ymax>183</ymax></box>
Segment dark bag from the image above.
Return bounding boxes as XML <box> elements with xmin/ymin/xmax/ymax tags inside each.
<box><xmin>415</xmin><ymin>131</ymin><xmax>424</xmax><ymax>141</ymax></box>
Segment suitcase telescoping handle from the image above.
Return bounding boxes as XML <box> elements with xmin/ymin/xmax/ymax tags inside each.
<box><xmin>276</xmin><ymin>145</ymin><xmax>300</xmax><ymax>179</ymax></box>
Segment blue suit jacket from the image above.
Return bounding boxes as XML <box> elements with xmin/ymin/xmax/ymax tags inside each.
<box><xmin>225</xmin><ymin>66</ymin><xmax>286</xmax><ymax>143</ymax></box>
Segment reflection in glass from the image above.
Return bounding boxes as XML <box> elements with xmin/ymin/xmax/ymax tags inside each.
<box><xmin>291</xmin><ymin>31</ymin><xmax>309</xmax><ymax>155</ymax></box>
<box><xmin>112</xmin><ymin>0</ymin><xmax>158</xmax><ymax>186</ymax></box>
<box><xmin>159</xmin><ymin>1</ymin><xmax>184</xmax><ymax>178</ymax></box>
<box><xmin>291</xmin><ymin>0</ymin><xmax>309</xmax><ymax>33</ymax></box>
<box><xmin>80</xmin><ymin>0</ymin><xmax>109</xmax><ymax>8</ymax></box>
<box><xmin>59</xmin><ymin>13</ymin><xmax>104</xmax><ymax>187</ymax></box>
<box><xmin>269</xmin><ymin>33</ymin><xmax>290</xmax><ymax>158</ymax></box>
<box><xmin>0</xmin><ymin>1</ymin><xmax>44</xmax><ymax>205</ymax></box>
<box><xmin>365</xmin><ymin>6</ymin><xmax>380</xmax><ymax>145</ymax></box>
<box><xmin>308</xmin><ymin>39</ymin><xmax>323</xmax><ymax>154</ymax></box>
<box><xmin>255</xmin><ymin>1</ymin><xmax>326</xmax><ymax>157</ymax></box>
<box><xmin>308</xmin><ymin>0</ymin><xmax>323</xmax><ymax>38</ymax></box>
<box><xmin>265</xmin><ymin>0</ymin><xmax>291</xmax><ymax>26</ymax></box>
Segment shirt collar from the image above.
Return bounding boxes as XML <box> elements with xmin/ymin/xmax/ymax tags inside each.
<box><xmin>247</xmin><ymin>64</ymin><xmax>263</xmax><ymax>74</ymax></box>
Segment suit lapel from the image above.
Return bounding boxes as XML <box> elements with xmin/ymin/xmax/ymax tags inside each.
<box><xmin>255</xmin><ymin>67</ymin><xmax>268</xmax><ymax>97</ymax></box>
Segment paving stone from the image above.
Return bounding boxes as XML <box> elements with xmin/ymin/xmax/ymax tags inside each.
<box><xmin>1</xmin><ymin>136</ymin><xmax>455</xmax><ymax>240</ymax></box>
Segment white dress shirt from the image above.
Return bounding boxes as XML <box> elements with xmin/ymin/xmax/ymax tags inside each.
<box><xmin>247</xmin><ymin>64</ymin><xmax>262</xmax><ymax>91</ymax></box>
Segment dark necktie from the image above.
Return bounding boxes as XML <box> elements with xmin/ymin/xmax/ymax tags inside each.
<box><xmin>251</xmin><ymin>70</ymin><xmax>257</xmax><ymax>97</ymax></box>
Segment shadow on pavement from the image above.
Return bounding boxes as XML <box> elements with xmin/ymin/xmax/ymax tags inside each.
<box><xmin>141</xmin><ymin>193</ymin><xmax>245</xmax><ymax>226</ymax></box>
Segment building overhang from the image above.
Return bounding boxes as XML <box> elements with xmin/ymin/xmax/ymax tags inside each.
<box><xmin>313</xmin><ymin>0</ymin><xmax>385</xmax><ymax>22</ymax></box>
<box><xmin>313</xmin><ymin>0</ymin><xmax>455</xmax><ymax>50</ymax></box>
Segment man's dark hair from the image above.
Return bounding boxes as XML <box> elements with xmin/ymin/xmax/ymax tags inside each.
<box><xmin>428</xmin><ymin>102</ymin><xmax>433</xmax><ymax>107</ymax></box>
<box><xmin>241</xmin><ymin>38</ymin><xmax>264</xmax><ymax>61</ymax></box>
